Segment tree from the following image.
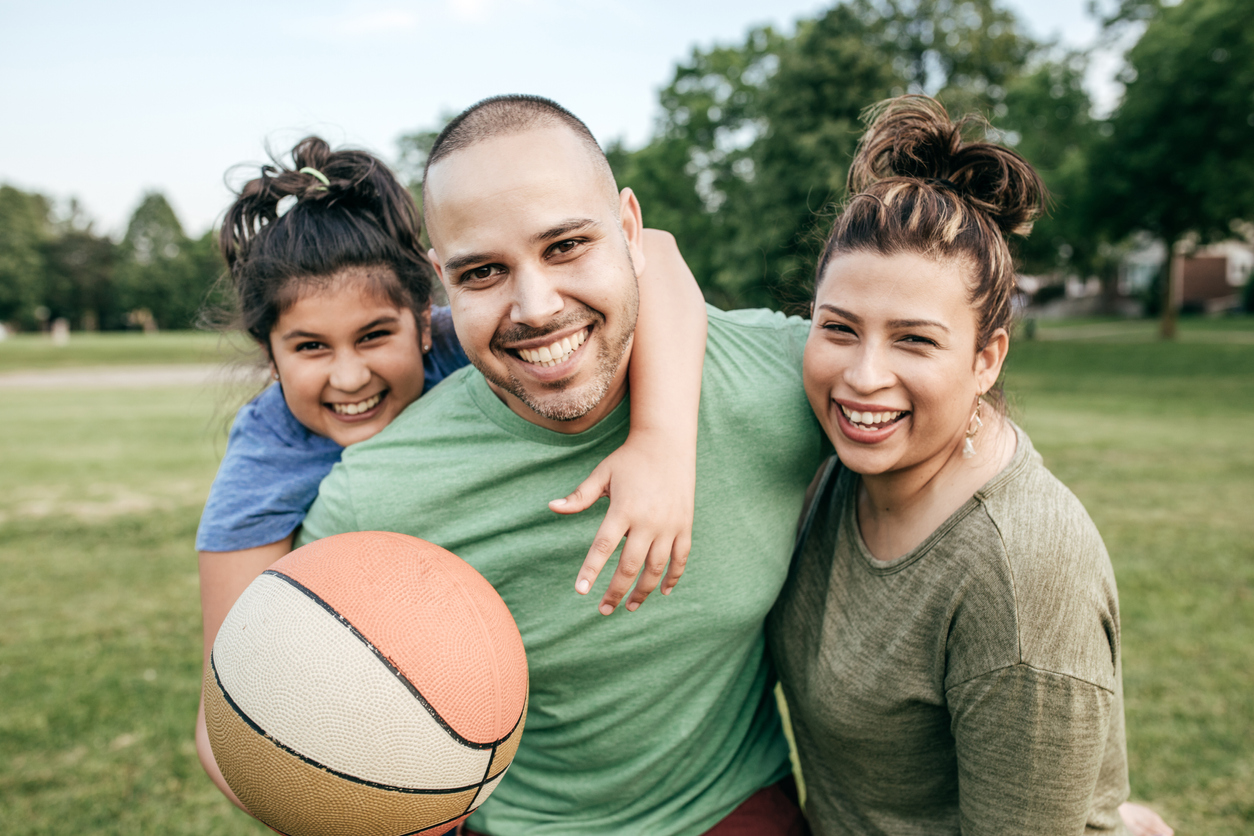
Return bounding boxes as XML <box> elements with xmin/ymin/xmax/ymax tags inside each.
<box><xmin>610</xmin><ymin>0</ymin><xmax>1041</xmax><ymax>309</ymax></box>
<box><xmin>994</xmin><ymin>52</ymin><xmax>1118</xmax><ymax>300</ymax></box>
<box><xmin>0</xmin><ymin>185</ymin><xmax>52</xmax><ymax>327</ymax></box>
<box><xmin>1091</xmin><ymin>0</ymin><xmax>1254</xmax><ymax>336</ymax></box>
<box><xmin>115</xmin><ymin>192</ymin><xmax>222</xmax><ymax>329</ymax></box>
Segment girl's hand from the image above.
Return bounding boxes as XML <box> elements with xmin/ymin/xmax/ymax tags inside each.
<box><xmin>550</xmin><ymin>429</ymin><xmax>695</xmax><ymax>615</ymax></box>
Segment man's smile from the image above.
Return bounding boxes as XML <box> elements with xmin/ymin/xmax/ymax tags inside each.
<box><xmin>513</xmin><ymin>327</ymin><xmax>589</xmax><ymax>368</ymax></box>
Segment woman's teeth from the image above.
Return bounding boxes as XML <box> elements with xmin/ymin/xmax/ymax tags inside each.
<box><xmin>518</xmin><ymin>329</ymin><xmax>588</xmax><ymax>368</ymax></box>
<box><xmin>331</xmin><ymin>392</ymin><xmax>383</xmax><ymax>415</ymax></box>
<box><xmin>841</xmin><ymin>405</ymin><xmax>904</xmax><ymax>430</ymax></box>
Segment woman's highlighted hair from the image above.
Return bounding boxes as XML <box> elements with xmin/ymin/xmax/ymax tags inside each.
<box><xmin>819</xmin><ymin>95</ymin><xmax>1046</xmax><ymax>356</ymax></box>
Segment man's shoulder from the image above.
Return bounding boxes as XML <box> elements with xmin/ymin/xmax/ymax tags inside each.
<box><xmin>703</xmin><ymin>304</ymin><xmax>810</xmax><ymax>386</ymax></box>
<box><xmin>707</xmin><ymin>304</ymin><xmax>809</xmax><ymax>337</ymax></box>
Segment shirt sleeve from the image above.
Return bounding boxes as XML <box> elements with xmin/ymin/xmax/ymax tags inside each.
<box><xmin>196</xmin><ymin>385</ymin><xmax>343</xmax><ymax>552</ymax></box>
<box><xmin>947</xmin><ymin>664</ymin><xmax>1127</xmax><ymax>835</ymax></box>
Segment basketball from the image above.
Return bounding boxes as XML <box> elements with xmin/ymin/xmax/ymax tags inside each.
<box><xmin>203</xmin><ymin>531</ymin><xmax>529</xmax><ymax>836</ymax></box>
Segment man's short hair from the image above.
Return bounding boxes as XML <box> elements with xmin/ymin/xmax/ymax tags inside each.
<box><xmin>422</xmin><ymin>95</ymin><xmax>614</xmax><ymax>202</ymax></box>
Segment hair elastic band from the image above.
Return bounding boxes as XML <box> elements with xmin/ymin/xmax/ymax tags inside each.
<box><xmin>299</xmin><ymin>166</ymin><xmax>331</xmax><ymax>188</ymax></box>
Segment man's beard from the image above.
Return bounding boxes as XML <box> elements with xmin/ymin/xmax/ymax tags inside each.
<box><xmin>474</xmin><ymin>296</ymin><xmax>638</xmax><ymax>424</ymax></box>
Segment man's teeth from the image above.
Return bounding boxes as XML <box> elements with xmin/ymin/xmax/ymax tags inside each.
<box><xmin>840</xmin><ymin>405</ymin><xmax>904</xmax><ymax>429</ymax></box>
<box><xmin>331</xmin><ymin>392</ymin><xmax>383</xmax><ymax>415</ymax></box>
<box><xmin>517</xmin><ymin>329</ymin><xmax>588</xmax><ymax>367</ymax></box>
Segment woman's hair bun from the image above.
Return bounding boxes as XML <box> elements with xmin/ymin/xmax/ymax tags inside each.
<box><xmin>848</xmin><ymin>95</ymin><xmax>1045</xmax><ymax>237</ymax></box>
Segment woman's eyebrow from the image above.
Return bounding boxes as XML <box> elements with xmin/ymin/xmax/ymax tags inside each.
<box><xmin>888</xmin><ymin>318</ymin><xmax>950</xmax><ymax>332</ymax></box>
<box><xmin>816</xmin><ymin>305</ymin><xmax>950</xmax><ymax>333</ymax></box>
<box><xmin>817</xmin><ymin>304</ymin><xmax>861</xmax><ymax>322</ymax></box>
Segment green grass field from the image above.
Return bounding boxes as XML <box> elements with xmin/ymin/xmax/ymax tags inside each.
<box><xmin>0</xmin><ymin>331</ymin><xmax>237</xmax><ymax>372</ymax></box>
<box><xmin>2</xmin><ymin>322</ymin><xmax>1252</xmax><ymax>834</ymax></box>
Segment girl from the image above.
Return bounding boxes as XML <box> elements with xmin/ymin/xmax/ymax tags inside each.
<box><xmin>194</xmin><ymin>136</ymin><xmax>707</xmax><ymax>815</ymax></box>
<box><xmin>769</xmin><ymin>96</ymin><xmax>1157</xmax><ymax>834</ymax></box>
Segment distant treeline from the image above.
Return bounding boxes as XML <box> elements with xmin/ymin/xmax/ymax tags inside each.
<box><xmin>0</xmin><ymin>189</ymin><xmax>223</xmax><ymax>332</ymax></box>
<box><xmin>4</xmin><ymin>0</ymin><xmax>1251</xmax><ymax>331</ymax></box>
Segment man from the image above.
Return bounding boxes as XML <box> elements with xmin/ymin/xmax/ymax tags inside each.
<box><xmin>299</xmin><ymin>95</ymin><xmax>824</xmax><ymax>835</ymax></box>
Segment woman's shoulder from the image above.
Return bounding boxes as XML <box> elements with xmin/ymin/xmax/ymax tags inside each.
<box><xmin>963</xmin><ymin>425</ymin><xmax>1120</xmax><ymax>691</ymax></box>
<box><xmin>980</xmin><ymin>427</ymin><xmax>1110</xmax><ymax>576</ymax></box>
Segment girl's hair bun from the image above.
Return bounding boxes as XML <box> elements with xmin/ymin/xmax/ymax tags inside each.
<box><xmin>211</xmin><ymin>136</ymin><xmax>433</xmax><ymax>352</ymax></box>
<box><xmin>849</xmin><ymin>95</ymin><xmax>1044</xmax><ymax>237</ymax></box>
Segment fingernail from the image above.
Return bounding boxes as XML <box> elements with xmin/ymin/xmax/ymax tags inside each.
<box><xmin>599</xmin><ymin>604</ymin><xmax>614</xmax><ymax>616</ymax></box>
<box><xmin>576</xmin><ymin>579</ymin><xmax>590</xmax><ymax>594</ymax></box>
<box><xmin>549</xmin><ymin>498</ymin><xmax>566</xmax><ymax>507</ymax></box>
<box><xmin>661</xmin><ymin>586</ymin><xmax>672</xmax><ymax>595</ymax></box>
<box><xmin>626</xmin><ymin>602</ymin><xmax>639</xmax><ymax>612</ymax></box>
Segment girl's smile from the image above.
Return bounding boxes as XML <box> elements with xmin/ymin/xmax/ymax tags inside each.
<box><xmin>268</xmin><ymin>268</ymin><xmax>430</xmax><ymax>447</ymax></box>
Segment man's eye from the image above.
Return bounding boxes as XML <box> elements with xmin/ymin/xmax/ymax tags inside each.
<box><xmin>464</xmin><ymin>264</ymin><xmax>504</xmax><ymax>283</ymax></box>
<box><xmin>552</xmin><ymin>239</ymin><xmax>578</xmax><ymax>254</ymax></box>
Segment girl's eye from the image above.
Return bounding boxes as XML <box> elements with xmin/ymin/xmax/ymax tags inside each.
<box><xmin>900</xmin><ymin>334</ymin><xmax>937</xmax><ymax>347</ymax></box>
<box><xmin>360</xmin><ymin>329</ymin><xmax>391</xmax><ymax>344</ymax></box>
<box><xmin>295</xmin><ymin>341</ymin><xmax>326</xmax><ymax>352</ymax></box>
<box><xmin>821</xmin><ymin>322</ymin><xmax>855</xmax><ymax>335</ymax></box>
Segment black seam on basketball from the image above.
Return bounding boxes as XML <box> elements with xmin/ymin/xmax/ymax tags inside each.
<box><xmin>465</xmin><ymin>740</ymin><xmax>499</xmax><ymax>815</ymax></box>
<box><xmin>265</xmin><ymin>570</ymin><xmax>514</xmax><ymax>750</ymax></box>
<box><xmin>210</xmin><ymin>653</ymin><xmax>490</xmax><ymax>797</ymax></box>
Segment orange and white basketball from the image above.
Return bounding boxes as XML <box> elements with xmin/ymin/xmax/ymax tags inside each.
<box><xmin>203</xmin><ymin>531</ymin><xmax>528</xmax><ymax>836</ymax></box>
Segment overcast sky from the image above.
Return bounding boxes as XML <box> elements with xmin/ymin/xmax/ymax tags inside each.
<box><xmin>1</xmin><ymin>0</ymin><xmax>1118</xmax><ymax>237</ymax></box>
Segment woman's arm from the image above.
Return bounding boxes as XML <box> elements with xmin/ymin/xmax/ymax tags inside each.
<box><xmin>948</xmin><ymin>664</ymin><xmax>1125</xmax><ymax>835</ymax></box>
<box><xmin>551</xmin><ymin>229</ymin><xmax>707</xmax><ymax>614</ymax></box>
<box><xmin>195</xmin><ymin>537</ymin><xmax>293</xmax><ymax>811</ymax></box>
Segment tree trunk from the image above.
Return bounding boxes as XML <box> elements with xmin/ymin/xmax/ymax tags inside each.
<box><xmin>1160</xmin><ymin>241</ymin><xmax>1181</xmax><ymax>340</ymax></box>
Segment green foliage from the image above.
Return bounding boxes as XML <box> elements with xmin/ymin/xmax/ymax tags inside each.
<box><xmin>0</xmin><ymin>186</ymin><xmax>53</xmax><ymax>325</ymax></box>
<box><xmin>0</xmin><ymin>187</ymin><xmax>224</xmax><ymax>332</ymax></box>
<box><xmin>115</xmin><ymin>194</ymin><xmax>224</xmax><ymax>330</ymax></box>
<box><xmin>608</xmin><ymin>0</ymin><xmax>1045</xmax><ymax>308</ymax></box>
<box><xmin>995</xmin><ymin>53</ymin><xmax>1114</xmax><ymax>282</ymax></box>
<box><xmin>1094</xmin><ymin>0</ymin><xmax>1254</xmax><ymax>246</ymax></box>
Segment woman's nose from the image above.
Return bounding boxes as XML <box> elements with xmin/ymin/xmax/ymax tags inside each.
<box><xmin>844</xmin><ymin>344</ymin><xmax>895</xmax><ymax>394</ymax></box>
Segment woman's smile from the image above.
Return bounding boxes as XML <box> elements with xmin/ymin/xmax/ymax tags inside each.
<box><xmin>834</xmin><ymin>398</ymin><xmax>910</xmax><ymax>437</ymax></box>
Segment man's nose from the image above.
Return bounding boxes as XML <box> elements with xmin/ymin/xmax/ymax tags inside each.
<box><xmin>509</xmin><ymin>265</ymin><xmax>564</xmax><ymax>326</ymax></box>
<box><xmin>329</xmin><ymin>351</ymin><xmax>372</xmax><ymax>393</ymax></box>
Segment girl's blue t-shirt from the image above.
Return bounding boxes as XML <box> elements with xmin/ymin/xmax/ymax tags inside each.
<box><xmin>195</xmin><ymin>306</ymin><xmax>469</xmax><ymax>552</ymax></box>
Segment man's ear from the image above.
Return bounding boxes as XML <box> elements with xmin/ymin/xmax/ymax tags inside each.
<box><xmin>974</xmin><ymin>327</ymin><xmax>1010</xmax><ymax>394</ymax></box>
<box><xmin>428</xmin><ymin>248</ymin><xmax>448</xmax><ymax>290</ymax></box>
<box><xmin>618</xmin><ymin>188</ymin><xmax>646</xmax><ymax>277</ymax></box>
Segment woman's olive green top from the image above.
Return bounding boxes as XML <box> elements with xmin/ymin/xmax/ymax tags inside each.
<box><xmin>769</xmin><ymin>424</ymin><xmax>1129</xmax><ymax>835</ymax></box>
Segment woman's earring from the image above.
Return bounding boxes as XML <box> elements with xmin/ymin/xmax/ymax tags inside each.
<box><xmin>963</xmin><ymin>398</ymin><xmax>984</xmax><ymax>459</ymax></box>
<box><xmin>422</xmin><ymin>342</ymin><xmax>431</xmax><ymax>355</ymax></box>
<box><xmin>271</xmin><ymin>368</ymin><xmax>280</xmax><ymax>382</ymax></box>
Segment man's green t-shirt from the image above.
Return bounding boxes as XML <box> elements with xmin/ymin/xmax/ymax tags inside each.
<box><xmin>299</xmin><ymin>306</ymin><xmax>824</xmax><ymax>835</ymax></box>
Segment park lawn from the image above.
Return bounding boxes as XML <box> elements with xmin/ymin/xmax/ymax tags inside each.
<box><xmin>0</xmin><ymin>331</ymin><xmax>237</xmax><ymax>372</ymax></box>
<box><xmin>1</xmin><ymin>322</ymin><xmax>1252</xmax><ymax>834</ymax></box>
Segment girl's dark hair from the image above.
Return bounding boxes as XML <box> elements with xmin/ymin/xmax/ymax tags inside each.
<box><xmin>216</xmin><ymin>136</ymin><xmax>435</xmax><ymax>353</ymax></box>
<box><xmin>817</xmin><ymin>95</ymin><xmax>1046</xmax><ymax>357</ymax></box>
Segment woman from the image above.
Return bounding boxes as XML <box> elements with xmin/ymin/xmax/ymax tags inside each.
<box><xmin>768</xmin><ymin>96</ymin><xmax>1138</xmax><ymax>834</ymax></box>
